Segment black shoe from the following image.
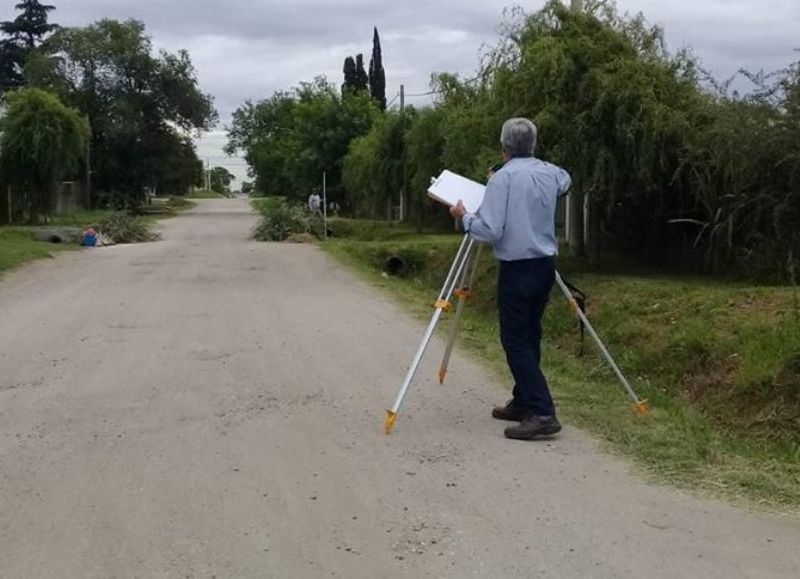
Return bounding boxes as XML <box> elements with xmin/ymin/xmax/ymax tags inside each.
<box><xmin>504</xmin><ymin>415</ymin><xmax>562</xmax><ymax>440</ymax></box>
<box><xmin>491</xmin><ymin>399</ymin><xmax>530</xmax><ymax>422</ymax></box>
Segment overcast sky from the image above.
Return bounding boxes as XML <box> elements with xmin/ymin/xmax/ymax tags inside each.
<box><xmin>39</xmin><ymin>0</ymin><xmax>800</xmax><ymax>185</ymax></box>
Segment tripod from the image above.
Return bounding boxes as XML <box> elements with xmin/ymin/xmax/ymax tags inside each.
<box><xmin>384</xmin><ymin>235</ymin><xmax>649</xmax><ymax>435</ymax></box>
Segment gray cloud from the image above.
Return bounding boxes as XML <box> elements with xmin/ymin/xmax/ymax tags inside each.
<box><xmin>44</xmin><ymin>1</ymin><xmax>799</xmax><ymax>183</ymax></box>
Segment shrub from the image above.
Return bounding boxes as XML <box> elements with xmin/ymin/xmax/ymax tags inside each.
<box><xmin>252</xmin><ymin>198</ymin><xmax>323</xmax><ymax>241</ymax></box>
<box><xmin>98</xmin><ymin>213</ymin><xmax>157</xmax><ymax>243</ymax></box>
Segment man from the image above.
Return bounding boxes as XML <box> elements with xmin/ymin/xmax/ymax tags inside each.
<box><xmin>308</xmin><ymin>192</ymin><xmax>321</xmax><ymax>215</ymax></box>
<box><xmin>450</xmin><ymin>118</ymin><xmax>571</xmax><ymax>440</ymax></box>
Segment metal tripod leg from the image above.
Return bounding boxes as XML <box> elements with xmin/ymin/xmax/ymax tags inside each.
<box><xmin>554</xmin><ymin>272</ymin><xmax>649</xmax><ymax>416</ymax></box>
<box><xmin>385</xmin><ymin>237</ymin><xmax>477</xmax><ymax>434</ymax></box>
<box><xmin>438</xmin><ymin>244</ymin><xmax>483</xmax><ymax>384</ymax></box>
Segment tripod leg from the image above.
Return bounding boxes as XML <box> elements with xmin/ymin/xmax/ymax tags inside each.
<box><xmin>386</xmin><ymin>240</ymin><xmax>476</xmax><ymax>434</ymax></box>
<box><xmin>554</xmin><ymin>272</ymin><xmax>649</xmax><ymax>415</ymax></box>
<box><xmin>435</xmin><ymin>234</ymin><xmax>470</xmax><ymax>301</ymax></box>
<box><xmin>438</xmin><ymin>244</ymin><xmax>483</xmax><ymax>384</ymax></box>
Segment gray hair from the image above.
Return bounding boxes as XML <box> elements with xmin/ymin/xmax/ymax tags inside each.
<box><xmin>500</xmin><ymin>118</ymin><xmax>537</xmax><ymax>157</ymax></box>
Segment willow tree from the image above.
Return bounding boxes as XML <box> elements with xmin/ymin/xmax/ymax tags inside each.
<box><xmin>484</xmin><ymin>1</ymin><xmax>702</xmax><ymax>262</ymax></box>
<box><xmin>343</xmin><ymin>110</ymin><xmax>410</xmax><ymax>218</ymax></box>
<box><xmin>0</xmin><ymin>88</ymin><xmax>89</xmax><ymax>222</ymax></box>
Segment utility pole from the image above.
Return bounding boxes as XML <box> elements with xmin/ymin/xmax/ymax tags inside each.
<box><xmin>567</xmin><ymin>0</ymin><xmax>585</xmax><ymax>259</ymax></box>
<box><xmin>399</xmin><ymin>84</ymin><xmax>406</xmax><ymax>222</ymax></box>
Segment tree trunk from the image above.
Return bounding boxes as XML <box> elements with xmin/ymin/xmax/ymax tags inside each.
<box><xmin>568</xmin><ymin>190</ymin><xmax>585</xmax><ymax>258</ymax></box>
<box><xmin>4</xmin><ymin>186</ymin><xmax>12</xmax><ymax>224</ymax></box>
<box><xmin>586</xmin><ymin>192</ymin><xmax>601</xmax><ymax>266</ymax></box>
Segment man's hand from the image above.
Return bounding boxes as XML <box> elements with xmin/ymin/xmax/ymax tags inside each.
<box><xmin>450</xmin><ymin>200</ymin><xmax>467</xmax><ymax>220</ymax></box>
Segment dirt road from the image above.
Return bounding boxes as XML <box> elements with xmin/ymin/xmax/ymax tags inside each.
<box><xmin>1</xmin><ymin>199</ymin><xmax>798</xmax><ymax>578</ymax></box>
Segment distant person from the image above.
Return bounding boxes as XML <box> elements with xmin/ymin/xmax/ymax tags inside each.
<box><xmin>308</xmin><ymin>193</ymin><xmax>321</xmax><ymax>215</ymax></box>
<box><xmin>450</xmin><ymin>118</ymin><xmax>571</xmax><ymax>441</ymax></box>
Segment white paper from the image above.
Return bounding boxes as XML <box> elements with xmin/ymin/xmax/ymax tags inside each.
<box><xmin>427</xmin><ymin>170</ymin><xmax>486</xmax><ymax>214</ymax></box>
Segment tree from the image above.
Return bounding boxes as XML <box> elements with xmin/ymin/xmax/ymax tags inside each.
<box><xmin>0</xmin><ymin>39</ymin><xmax>23</xmax><ymax>94</ymax></box>
<box><xmin>405</xmin><ymin>106</ymin><xmax>448</xmax><ymax>227</ymax></box>
<box><xmin>343</xmin><ymin>54</ymin><xmax>369</xmax><ymax>94</ymax></box>
<box><xmin>241</xmin><ymin>181</ymin><xmax>254</xmax><ymax>195</ymax></box>
<box><xmin>0</xmin><ymin>88</ymin><xmax>89</xmax><ymax>222</ymax></box>
<box><xmin>0</xmin><ymin>1</ymin><xmax>57</xmax><ymax>94</ymax></box>
<box><xmin>27</xmin><ymin>19</ymin><xmax>217</xmax><ymax>207</ymax></box>
<box><xmin>227</xmin><ymin>77</ymin><xmax>378</xmax><ymax>206</ymax></box>
<box><xmin>483</xmin><ymin>2</ymin><xmax>702</xmax><ymax>263</ymax></box>
<box><xmin>209</xmin><ymin>166</ymin><xmax>235</xmax><ymax>195</ymax></box>
<box><xmin>368</xmin><ymin>27</ymin><xmax>386</xmax><ymax>110</ymax></box>
<box><xmin>354</xmin><ymin>54</ymin><xmax>369</xmax><ymax>92</ymax></box>
<box><xmin>343</xmin><ymin>110</ymin><xmax>411</xmax><ymax>218</ymax></box>
<box><xmin>342</xmin><ymin>56</ymin><xmax>357</xmax><ymax>93</ymax></box>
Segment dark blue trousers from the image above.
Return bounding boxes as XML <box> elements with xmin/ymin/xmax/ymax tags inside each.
<box><xmin>498</xmin><ymin>257</ymin><xmax>556</xmax><ymax>416</ymax></box>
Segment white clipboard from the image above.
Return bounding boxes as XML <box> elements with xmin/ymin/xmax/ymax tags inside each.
<box><xmin>427</xmin><ymin>170</ymin><xmax>486</xmax><ymax>214</ymax></box>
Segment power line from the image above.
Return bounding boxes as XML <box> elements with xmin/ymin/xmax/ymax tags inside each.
<box><xmin>404</xmin><ymin>89</ymin><xmax>439</xmax><ymax>98</ymax></box>
<box><xmin>400</xmin><ymin>73</ymin><xmax>484</xmax><ymax>99</ymax></box>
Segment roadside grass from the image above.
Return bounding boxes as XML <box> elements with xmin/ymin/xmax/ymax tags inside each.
<box><xmin>189</xmin><ymin>189</ymin><xmax>227</xmax><ymax>199</ymax></box>
<box><xmin>322</xmin><ymin>220</ymin><xmax>800</xmax><ymax>511</ymax></box>
<box><xmin>46</xmin><ymin>209</ymin><xmax>115</xmax><ymax>228</ymax></box>
<box><xmin>0</xmin><ymin>207</ymin><xmax>166</xmax><ymax>276</ymax></box>
<box><xmin>251</xmin><ymin>196</ymin><xmax>288</xmax><ymax>215</ymax></box>
<box><xmin>0</xmin><ymin>228</ymin><xmax>75</xmax><ymax>275</ymax></box>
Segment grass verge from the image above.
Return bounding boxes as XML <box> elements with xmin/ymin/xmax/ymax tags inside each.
<box><xmin>0</xmin><ymin>228</ymin><xmax>75</xmax><ymax>275</ymax></box>
<box><xmin>322</xmin><ymin>222</ymin><xmax>800</xmax><ymax>511</ymax></box>
<box><xmin>188</xmin><ymin>190</ymin><xmax>227</xmax><ymax>199</ymax></box>
<box><xmin>1</xmin><ymin>208</ymin><xmax>161</xmax><ymax>276</ymax></box>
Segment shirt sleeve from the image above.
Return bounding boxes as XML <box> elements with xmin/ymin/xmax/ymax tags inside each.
<box><xmin>462</xmin><ymin>171</ymin><xmax>510</xmax><ymax>243</ymax></box>
<box><xmin>553</xmin><ymin>165</ymin><xmax>572</xmax><ymax>197</ymax></box>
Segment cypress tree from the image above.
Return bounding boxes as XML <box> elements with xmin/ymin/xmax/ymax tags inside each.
<box><xmin>368</xmin><ymin>27</ymin><xmax>386</xmax><ymax>110</ymax></box>
<box><xmin>354</xmin><ymin>53</ymin><xmax>369</xmax><ymax>92</ymax></box>
<box><xmin>342</xmin><ymin>56</ymin><xmax>357</xmax><ymax>93</ymax></box>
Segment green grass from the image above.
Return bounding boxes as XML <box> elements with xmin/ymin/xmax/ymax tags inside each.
<box><xmin>251</xmin><ymin>197</ymin><xmax>288</xmax><ymax>215</ymax></box>
<box><xmin>0</xmin><ymin>209</ymin><xmax>115</xmax><ymax>274</ymax></box>
<box><xmin>0</xmin><ymin>208</ymin><xmax>164</xmax><ymax>276</ymax></box>
<box><xmin>0</xmin><ymin>228</ymin><xmax>75</xmax><ymax>275</ymax></box>
<box><xmin>45</xmin><ymin>209</ymin><xmax>114</xmax><ymax>228</ymax></box>
<box><xmin>189</xmin><ymin>189</ymin><xmax>227</xmax><ymax>199</ymax></box>
<box><xmin>322</xmin><ymin>222</ymin><xmax>800</xmax><ymax>511</ymax></box>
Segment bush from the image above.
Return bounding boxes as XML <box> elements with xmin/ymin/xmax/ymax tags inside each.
<box><xmin>98</xmin><ymin>213</ymin><xmax>157</xmax><ymax>243</ymax></box>
<box><xmin>252</xmin><ymin>198</ymin><xmax>323</xmax><ymax>241</ymax></box>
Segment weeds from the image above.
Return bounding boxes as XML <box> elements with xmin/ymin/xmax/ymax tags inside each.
<box><xmin>98</xmin><ymin>213</ymin><xmax>157</xmax><ymax>244</ymax></box>
<box><xmin>252</xmin><ymin>197</ymin><xmax>323</xmax><ymax>242</ymax></box>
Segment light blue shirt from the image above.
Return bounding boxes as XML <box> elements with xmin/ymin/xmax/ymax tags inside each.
<box><xmin>462</xmin><ymin>157</ymin><xmax>571</xmax><ymax>261</ymax></box>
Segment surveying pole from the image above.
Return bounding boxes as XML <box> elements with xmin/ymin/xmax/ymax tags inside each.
<box><xmin>322</xmin><ymin>172</ymin><xmax>328</xmax><ymax>240</ymax></box>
